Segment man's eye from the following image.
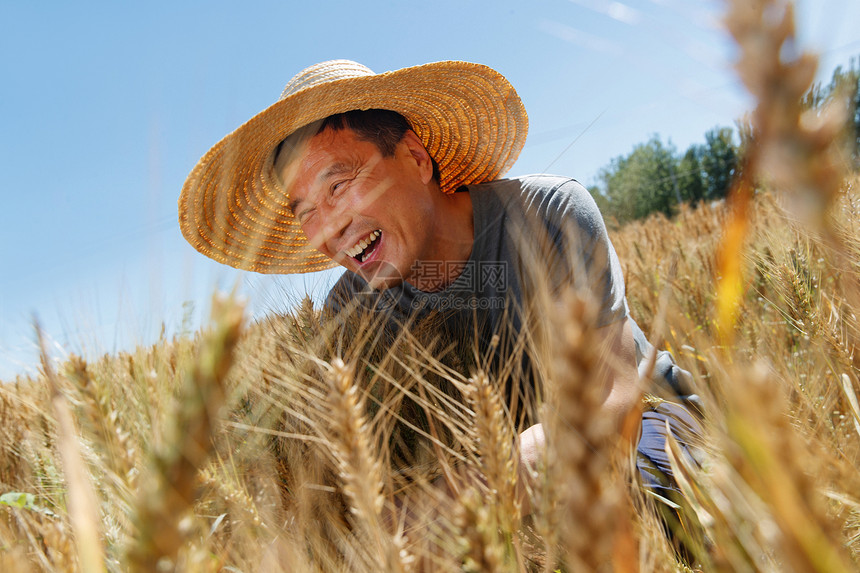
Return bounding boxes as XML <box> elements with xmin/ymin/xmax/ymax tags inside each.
<box><xmin>331</xmin><ymin>179</ymin><xmax>350</xmax><ymax>195</ymax></box>
<box><xmin>299</xmin><ymin>209</ymin><xmax>316</xmax><ymax>223</ymax></box>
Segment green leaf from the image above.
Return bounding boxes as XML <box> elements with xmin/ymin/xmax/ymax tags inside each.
<box><xmin>0</xmin><ymin>492</ymin><xmax>56</xmax><ymax>516</ymax></box>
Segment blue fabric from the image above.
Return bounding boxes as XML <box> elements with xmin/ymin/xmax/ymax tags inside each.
<box><xmin>636</xmin><ymin>401</ymin><xmax>703</xmax><ymax>496</ymax></box>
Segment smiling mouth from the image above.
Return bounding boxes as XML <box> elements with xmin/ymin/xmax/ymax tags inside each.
<box><xmin>344</xmin><ymin>230</ymin><xmax>382</xmax><ymax>263</ymax></box>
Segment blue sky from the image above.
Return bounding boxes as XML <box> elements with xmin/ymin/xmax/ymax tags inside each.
<box><xmin>2</xmin><ymin>0</ymin><xmax>859</xmax><ymax>380</ymax></box>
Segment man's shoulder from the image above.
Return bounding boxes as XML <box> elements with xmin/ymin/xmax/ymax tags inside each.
<box><xmin>471</xmin><ymin>174</ymin><xmax>602</xmax><ymax>232</ymax></box>
<box><xmin>471</xmin><ymin>174</ymin><xmax>585</xmax><ymax>197</ymax></box>
<box><xmin>471</xmin><ymin>174</ymin><xmax>593</xmax><ymax>213</ymax></box>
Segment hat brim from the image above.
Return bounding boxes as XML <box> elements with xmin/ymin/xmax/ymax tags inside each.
<box><xmin>178</xmin><ymin>60</ymin><xmax>528</xmax><ymax>274</ymax></box>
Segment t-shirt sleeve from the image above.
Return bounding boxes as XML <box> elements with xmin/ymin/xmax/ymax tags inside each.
<box><xmin>513</xmin><ymin>176</ymin><xmax>628</xmax><ymax>328</ymax></box>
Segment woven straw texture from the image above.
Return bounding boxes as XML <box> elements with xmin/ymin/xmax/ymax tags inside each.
<box><xmin>178</xmin><ymin>60</ymin><xmax>528</xmax><ymax>274</ymax></box>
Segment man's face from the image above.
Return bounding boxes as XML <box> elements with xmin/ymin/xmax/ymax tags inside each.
<box><xmin>281</xmin><ymin>127</ymin><xmax>441</xmax><ymax>289</ymax></box>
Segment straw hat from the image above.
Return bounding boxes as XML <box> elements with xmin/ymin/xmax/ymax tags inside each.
<box><xmin>178</xmin><ymin>59</ymin><xmax>528</xmax><ymax>274</ymax></box>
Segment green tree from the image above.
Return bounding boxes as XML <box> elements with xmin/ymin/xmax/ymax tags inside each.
<box><xmin>677</xmin><ymin>144</ymin><xmax>706</xmax><ymax>205</ymax></box>
<box><xmin>597</xmin><ymin>135</ymin><xmax>680</xmax><ymax>223</ymax></box>
<box><xmin>701</xmin><ymin>127</ymin><xmax>738</xmax><ymax>200</ymax></box>
<box><xmin>841</xmin><ymin>58</ymin><xmax>860</xmax><ymax>168</ymax></box>
<box><xmin>587</xmin><ymin>184</ymin><xmax>612</xmax><ymax>219</ymax></box>
<box><xmin>854</xmin><ymin>71</ymin><xmax>859</xmax><ymax>168</ymax></box>
<box><xmin>803</xmin><ymin>56</ymin><xmax>860</xmax><ymax>169</ymax></box>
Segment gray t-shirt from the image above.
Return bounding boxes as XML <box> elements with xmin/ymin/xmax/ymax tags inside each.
<box><xmin>325</xmin><ymin>174</ymin><xmax>628</xmax><ymax>346</ymax></box>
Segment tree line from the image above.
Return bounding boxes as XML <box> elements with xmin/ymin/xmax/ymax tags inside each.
<box><xmin>589</xmin><ymin>56</ymin><xmax>859</xmax><ymax>226</ymax></box>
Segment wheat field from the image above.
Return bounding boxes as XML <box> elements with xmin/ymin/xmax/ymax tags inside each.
<box><xmin>2</xmin><ymin>1</ymin><xmax>860</xmax><ymax>571</ymax></box>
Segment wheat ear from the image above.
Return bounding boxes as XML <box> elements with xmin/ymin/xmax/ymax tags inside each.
<box><xmin>465</xmin><ymin>370</ymin><xmax>521</xmax><ymax>553</ymax></box>
<box><xmin>126</xmin><ymin>293</ymin><xmax>244</xmax><ymax>572</ymax></box>
<box><xmin>549</xmin><ymin>291</ymin><xmax>620</xmax><ymax>572</ymax></box>
<box><xmin>324</xmin><ymin>357</ymin><xmax>413</xmax><ymax>572</ymax></box>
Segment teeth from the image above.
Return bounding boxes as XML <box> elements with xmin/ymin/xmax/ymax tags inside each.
<box><xmin>345</xmin><ymin>230</ymin><xmax>381</xmax><ymax>258</ymax></box>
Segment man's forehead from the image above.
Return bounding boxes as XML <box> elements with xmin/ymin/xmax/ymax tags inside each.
<box><xmin>299</xmin><ymin>131</ymin><xmax>365</xmax><ymax>179</ymax></box>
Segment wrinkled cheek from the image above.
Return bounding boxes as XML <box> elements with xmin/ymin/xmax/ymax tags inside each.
<box><xmin>303</xmin><ymin>225</ymin><xmax>329</xmax><ymax>255</ymax></box>
<box><xmin>357</xmin><ymin>178</ymin><xmax>395</xmax><ymax>211</ymax></box>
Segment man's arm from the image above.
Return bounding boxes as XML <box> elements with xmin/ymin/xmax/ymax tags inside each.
<box><xmin>596</xmin><ymin>315</ymin><xmax>641</xmax><ymax>427</ymax></box>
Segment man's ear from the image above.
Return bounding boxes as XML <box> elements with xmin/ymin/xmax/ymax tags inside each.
<box><xmin>401</xmin><ymin>130</ymin><xmax>435</xmax><ymax>185</ymax></box>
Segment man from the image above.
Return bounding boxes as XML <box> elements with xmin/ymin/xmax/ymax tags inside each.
<box><xmin>179</xmin><ymin>59</ymin><xmax>700</xmax><ymax>524</ymax></box>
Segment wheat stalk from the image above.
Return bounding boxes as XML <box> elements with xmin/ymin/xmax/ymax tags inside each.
<box><xmin>36</xmin><ymin>319</ymin><xmax>105</xmax><ymax>573</ymax></box>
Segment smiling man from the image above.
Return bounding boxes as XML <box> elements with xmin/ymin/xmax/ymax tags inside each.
<box><xmin>178</xmin><ymin>60</ymin><xmax>702</xmax><ymax>542</ymax></box>
<box><xmin>274</xmin><ymin>114</ymin><xmax>474</xmax><ymax>292</ymax></box>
